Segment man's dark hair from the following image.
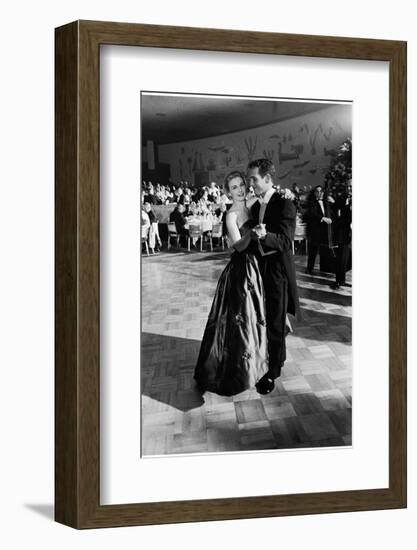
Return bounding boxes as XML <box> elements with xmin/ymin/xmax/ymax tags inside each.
<box><xmin>247</xmin><ymin>158</ymin><xmax>276</xmax><ymax>179</ymax></box>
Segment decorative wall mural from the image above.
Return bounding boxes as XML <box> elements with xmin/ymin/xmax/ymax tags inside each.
<box><xmin>333</xmin><ymin>119</ymin><xmax>344</xmax><ymax>132</ymax></box>
<box><xmin>263</xmin><ymin>148</ymin><xmax>275</xmax><ymax>161</ymax></box>
<box><xmin>198</xmin><ymin>152</ymin><xmax>205</xmax><ymax>171</ymax></box>
<box><xmin>324</xmin><ymin>147</ymin><xmax>337</xmax><ymax>156</ymax></box>
<box><xmin>323</xmin><ymin>126</ymin><xmax>333</xmax><ymax>141</ymax></box>
<box><xmin>236</xmin><ymin>151</ymin><xmax>245</xmax><ymax>164</ymax></box>
<box><xmin>291</xmin><ymin>144</ymin><xmax>304</xmax><ymax>156</ymax></box>
<box><xmin>207</xmin><ymin>158</ymin><xmax>216</xmax><ymax>171</ymax></box>
<box><xmin>157</xmin><ymin>103</ymin><xmax>352</xmax><ymax>190</ymax></box>
<box><xmin>187</xmin><ymin>156</ymin><xmax>193</xmax><ymax>177</ymax></box>
<box><xmin>293</xmin><ymin>160</ymin><xmax>311</xmax><ymax>168</ymax></box>
<box><xmin>277</xmin><ymin>169</ymin><xmax>293</xmax><ymax>180</ymax></box>
<box><xmin>278</xmin><ymin>142</ymin><xmax>300</xmax><ymax>163</ymax></box>
<box><xmin>244</xmin><ymin>136</ymin><xmax>257</xmax><ymax>161</ymax></box>
<box><xmin>309</xmin><ymin>126</ymin><xmax>321</xmax><ymax>155</ymax></box>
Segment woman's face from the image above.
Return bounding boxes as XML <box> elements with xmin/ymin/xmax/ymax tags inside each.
<box><xmin>228</xmin><ymin>177</ymin><xmax>246</xmax><ymax>203</ymax></box>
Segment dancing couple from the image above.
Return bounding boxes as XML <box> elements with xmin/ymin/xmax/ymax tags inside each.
<box><xmin>194</xmin><ymin>158</ymin><xmax>299</xmax><ymax>396</ymax></box>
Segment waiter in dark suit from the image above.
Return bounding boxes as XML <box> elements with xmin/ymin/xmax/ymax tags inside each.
<box><xmin>247</xmin><ymin>158</ymin><xmax>300</xmax><ymax>395</ymax></box>
<box><xmin>304</xmin><ymin>185</ymin><xmax>334</xmax><ymax>274</ymax></box>
<box><xmin>332</xmin><ymin>181</ymin><xmax>352</xmax><ymax>288</ymax></box>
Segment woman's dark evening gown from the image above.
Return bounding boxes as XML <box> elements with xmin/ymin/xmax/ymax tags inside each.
<box><xmin>194</xmin><ymin>220</ymin><xmax>268</xmax><ymax>395</ymax></box>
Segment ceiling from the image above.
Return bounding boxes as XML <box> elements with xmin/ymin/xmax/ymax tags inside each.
<box><xmin>141</xmin><ymin>94</ymin><xmax>333</xmax><ymax>145</ymax></box>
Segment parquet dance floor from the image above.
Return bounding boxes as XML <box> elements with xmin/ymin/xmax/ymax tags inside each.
<box><xmin>141</xmin><ymin>248</ymin><xmax>352</xmax><ymax>456</ymax></box>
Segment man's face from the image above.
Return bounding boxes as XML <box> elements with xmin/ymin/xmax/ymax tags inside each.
<box><xmin>247</xmin><ymin>167</ymin><xmax>272</xmax><ymax>197</ymax></box>
<box><xmin>314</xmin><ymin>187</ymin><xmax>324</xmax><ymax>200</ymax></box>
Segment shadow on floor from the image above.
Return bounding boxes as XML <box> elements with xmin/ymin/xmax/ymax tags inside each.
<box><xmin>141</xmin><ymin>332</ymin><xmax>204</xmax><ymax>412</ymax></box>
<box><xmin>298</xmin><ymin>286</ymin><xmax>352</xmax><ymax>307</ymax></box>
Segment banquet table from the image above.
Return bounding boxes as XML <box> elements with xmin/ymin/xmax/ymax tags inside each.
<box><xmin>184</xmin><ymin>217</ymin><xmax>215</xmax><ymax>232</ymax></box>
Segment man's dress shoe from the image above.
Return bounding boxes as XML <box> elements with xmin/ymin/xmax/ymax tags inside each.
<box><xmin>255</xmin><ymin>375</ymin><xmax>275</xmax><ymax>395</ymax></box>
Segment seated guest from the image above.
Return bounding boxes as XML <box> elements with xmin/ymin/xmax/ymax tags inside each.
<box><xmin>144</xmin><ymin>186</ymin><xmax>158</xmax><ymax>205</ymax></box>
<box><xmin>141</xmin><ymin>206</ymin><xmax>150</xmax><ymax>228</ymax></box>
<box><xmin>155</xmin><ymin>184</ymin><xmax>166</xmax><ymax>204</ymax></box>
<box><xmin>206</xmin><ymin>202</ymin><xmax>217</xmax><ymax>221</ymax></box>
<box><xmin>174</xmin><ymin>187</ymin><xmax>184</xmax><ymax>202</ymax></box>
<box><xmin>182</xmin><ymin>188</ymin><xmax>192</xmax><ymax>205</ymax></box>
<box><xmin>144</xmin><ymin>202</ymin><xmax>162</xmax><ymax>252</ymax></box>
<box><xmin>208</xmin><ymin>181</ymin><xmax>220</xmax><ymax>202</ymax></box>
<box><xmin>214</xmin><ymin>201</ymin><xmax>228</xmax><ymax>222</ymax></box>
<box><xmin>304</xmin><ymin>185</ymin><xmax>334</xmax><ymax>274</ymax></box>
<box><xmin>141</xmin><ymin>203</ymin><xmax>151</xmax><ymax>254</ymax></box>
<box><xmin>188</xmin><ymin>201</ymin><xmax>198</xmax><ymax>216</ymax></box>
<box><xmin>169</xmin><ymin>203</ymin><xmax>188</xmax><ymax>245</ymax></box>
<box><xmin>198</xmin><ymin>198</ymin><xmax>210</xmax><ymax>216</ymax></box>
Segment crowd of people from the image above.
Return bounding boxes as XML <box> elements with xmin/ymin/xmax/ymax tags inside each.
<box><xmin>302</xmin><ymin>182</ymin><xmax>352</xmax><ymax>289</ymax></box>
<box><xmin>141</xmin><ymin>180</ymin><xmax>231</xmax><ymax>251</ymax></box>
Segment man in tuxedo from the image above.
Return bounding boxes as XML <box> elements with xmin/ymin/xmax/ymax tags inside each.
<box><xmin>332</xmin><ymin>181</ymin><xmax>352</xmax><ymax>288</ymax></box>
<box><xmin>304</xmin><ymin>185</ymin><xmax>334</xmax><ymax>274</ymax></box>
<box><xmin>247</xmin><ymin>158</ymin><xmax>300</xmax><ymax>394</ymax></box>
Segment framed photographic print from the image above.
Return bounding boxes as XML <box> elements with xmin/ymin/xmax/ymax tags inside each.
<box><xmin>55</xmin><ymin>20</ymin><xmax>407</xmax><ymax>528</ymax></box>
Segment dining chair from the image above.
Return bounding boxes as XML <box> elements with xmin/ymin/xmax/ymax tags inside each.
<box><xmin>208</xmin><ymin>223</ymin><xmax>226</xmax><ymax>251</ymax></box>
<box><xmin>141</xmin><ymin>224</ymin><xmax>150</xmax><ymax>256</ymax></box>
<box><xmin>167</xmin><ymin>222</ymin><xmax>180</xmax><ymax>249</ymax></box>
<box><xmin>293</xmin><ymin>222</ymin><xmax>308</xmax><ymax>255</ymax></box>
<box><xmin>187</xmin><ymin>223</ymin><xmax>204</xmax><ymax>252</ymax></box>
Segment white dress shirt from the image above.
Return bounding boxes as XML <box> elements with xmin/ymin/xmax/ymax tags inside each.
<box><xmin>258</xmin><ymin>188</ymin><xmax>276</xmax><ymax>223</ymax></box>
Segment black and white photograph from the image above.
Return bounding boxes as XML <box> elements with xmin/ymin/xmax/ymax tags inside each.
<box><xmin>141</xmin><ymin>92</ymin><xmax>352</xmax><ymax>456</ymax></box>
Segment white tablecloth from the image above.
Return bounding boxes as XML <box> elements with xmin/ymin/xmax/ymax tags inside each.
<box><xmin>185</xmin><ymin>218</ymin><xmax>214</xmax><ymax>232</ymax></box>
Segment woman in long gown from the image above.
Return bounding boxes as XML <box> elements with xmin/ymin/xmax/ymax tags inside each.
<box><xmin>194</xmin><ymin>171</ymin><xmax>269</xmax><ymax>396</ymax></box>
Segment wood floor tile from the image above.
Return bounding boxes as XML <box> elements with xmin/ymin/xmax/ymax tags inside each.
<box><xmin>239</xmin><ymin>421</ymin><xmax>276</xmax><ymax>450</ymax></box>
<box><xmin>141</xmin><ymin>253</ymin><xmax>352</xmax><ymax>456</ymax></box>
<box><xmin>263</xmin><ymin>396</ymin><xmax>297</xmax><ymax>420</ymax></box>
<box><xmin>289</xmin><ymin>393</ymin><xmax>324</xmax><ymax>415</ymax></box>
<box><xmin>299</xmin><ymin>413</ymin><xmax>340</xmax><ymax>441</ymax></box>
<box><xmin>235</xmin><ymin>400</ymin><xmax>267</xmax><ymax>424</ymax></box>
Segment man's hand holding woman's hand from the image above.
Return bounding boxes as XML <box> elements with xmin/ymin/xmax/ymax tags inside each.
<box><xmin>252</xmin><ymin>223</ymin><xmax>267</xmax><ymax>239</ymax></box>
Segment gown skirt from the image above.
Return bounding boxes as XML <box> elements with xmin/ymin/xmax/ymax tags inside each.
<box><xmin>194</xmin><ymin>247</ymin><xmax>269</xmax><ymax>396</ymax></box>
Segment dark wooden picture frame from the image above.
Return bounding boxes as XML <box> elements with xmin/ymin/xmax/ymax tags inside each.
<box><xmin>55</xmin><ymin>20</ymin><xmax>407</xmax><ymax>529</ymax></box>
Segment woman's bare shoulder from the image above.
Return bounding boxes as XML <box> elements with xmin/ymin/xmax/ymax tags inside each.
<box><xmin>225</xmin><ymin>210</ymin><xmax>238</xmax><ymax>222</ymax></box>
